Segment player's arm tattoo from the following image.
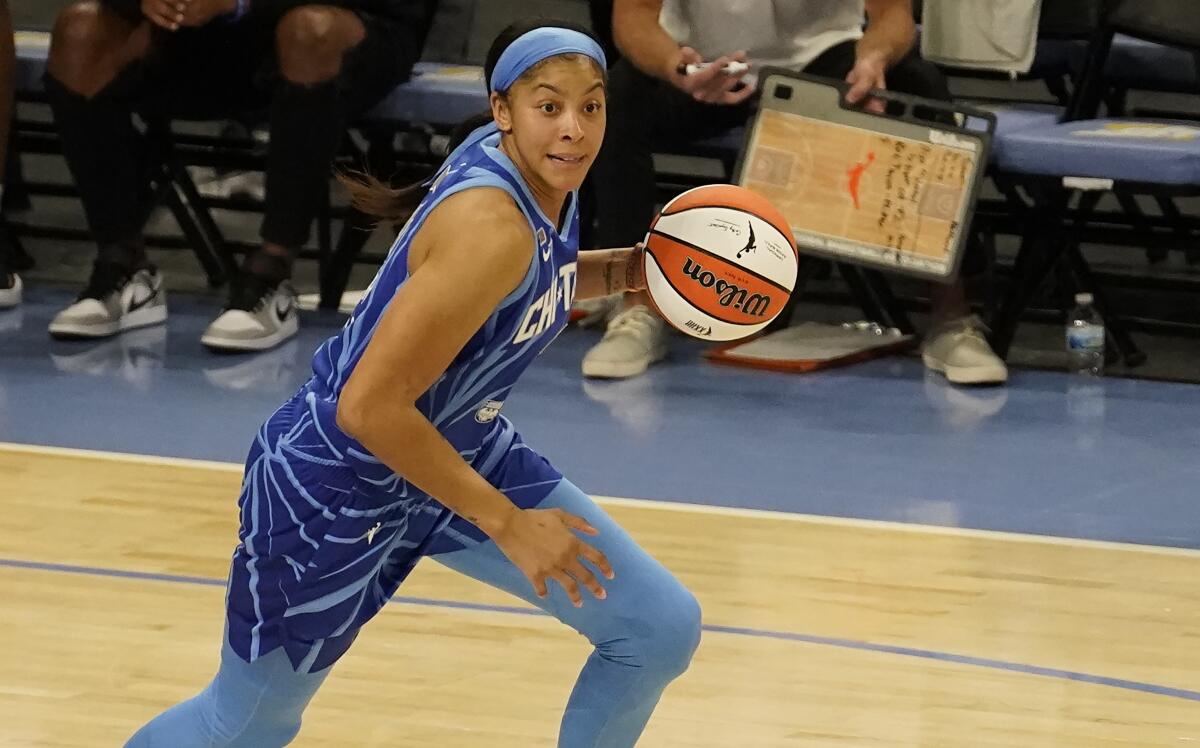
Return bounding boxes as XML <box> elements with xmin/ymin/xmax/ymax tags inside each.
<box><xmin>626</xmin><ymin>246</ymin><xmax>642</xmax><ymax>291</ymax></box>
<box><xmin>603</xmin><ymin>255</ymin><xmax>621</xmax><ymax>294</ymax></box>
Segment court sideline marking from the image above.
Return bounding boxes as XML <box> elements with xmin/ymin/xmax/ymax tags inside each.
<box><xmin>4</xmin><ymin>441</ymin><xmax>1199</xmax><ymax>558</ymax></box>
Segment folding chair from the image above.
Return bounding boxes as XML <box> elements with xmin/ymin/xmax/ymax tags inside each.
<box><xmin>986</xmin><ymin>0</ymin><xmax>1200</xmax><ymax>367</ymax></box>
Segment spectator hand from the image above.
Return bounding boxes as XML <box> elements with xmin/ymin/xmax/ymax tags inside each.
<box><xmin>141</xmin><ymin>0</ymin><xmax>186</xmax><ymax>31</ymax></box>
<box><xmin>845</xmin><ymin>53</ymin><xmax>888</xmax><ymax>114</ymax></box>
<box><xmin>671</xmin><ymin>47</ymin><xmax>757</xmax><ymax>106</ymax></box>
<box><xmin>179</xmin><ymin>0</ymin><xmax>239</xmax><ymax>27</ymax></box>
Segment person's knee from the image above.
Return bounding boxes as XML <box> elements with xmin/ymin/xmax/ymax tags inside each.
<box><xmin>602</xmin><ymin>580</ymin><xmax>702</xmax><ymax>680</ymax></box>
<box><xmin>48</xmin><ymin>0</ymin><xmax>148</xmax><ymax>96</ymax></box>
<box><xmin>648</xmin><ymin>584</ymin><xmax>703</xmax><ymax>678</ymax></box>
<box><xmin>274</xmin><ymin>6</ymin><xmax>366</xmax><ymax>85</ymax></box>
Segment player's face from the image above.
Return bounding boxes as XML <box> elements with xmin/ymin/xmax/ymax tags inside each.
<box><xmin>495</xmin><ymin>56</ymin><xmax>606</xmax><ymax>195</ymax></box>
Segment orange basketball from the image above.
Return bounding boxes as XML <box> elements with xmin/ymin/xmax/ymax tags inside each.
<box><xmin>642</xmin><ymin>184</ymin><xmax>798</xmax><ymax>341</ymax></box>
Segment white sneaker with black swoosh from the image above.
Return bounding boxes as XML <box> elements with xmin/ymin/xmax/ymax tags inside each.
<box><xmin>201</xmin><ymin>275</ymin><xmax>298</xmax><ymax>352</ymax></box>
<box><xmin>49</xmin><ymin>263</ymin><xmax>167</xmax><ymax>339</ymax></box>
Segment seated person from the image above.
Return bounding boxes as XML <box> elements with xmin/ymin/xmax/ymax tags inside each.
<box><xmin>583</xmin><ymin>0</ymin><xmax>1007</xmax><ymax>386</ymax></box>
<box><xmin>42</xmin><ymin>0</ymin><xmax>437</xmax><ymax>350</ymax></box>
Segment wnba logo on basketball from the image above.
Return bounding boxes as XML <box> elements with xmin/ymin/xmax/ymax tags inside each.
<box><xmin>681</xmin><ymin>257</ymin><xmax>772</xmax><ymax>317</ymax></box>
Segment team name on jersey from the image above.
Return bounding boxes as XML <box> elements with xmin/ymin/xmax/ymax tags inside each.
<box><xmin>513</xmin><ymin>262</ymin><xmax>578</xmax><ymax>344</ymax></box>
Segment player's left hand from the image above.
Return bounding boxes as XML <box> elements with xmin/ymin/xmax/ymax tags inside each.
<box><xmin>845</xmin><ymin>53</ymin><xmax>888</xmax><ymax>114</ymax></box>
<box><xmin>179</xmin><ymin>0</ymin><xmax>238</xmax><ymax>27</ymax></box>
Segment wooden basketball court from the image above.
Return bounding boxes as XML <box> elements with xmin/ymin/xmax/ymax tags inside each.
<box><xmin>3</xmin><ymin>443</ymin><xmax>1198</xmax><ymax>746</ymax></box>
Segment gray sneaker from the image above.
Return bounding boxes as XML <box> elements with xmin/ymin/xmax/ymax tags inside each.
<box><xmin>49</xmin><ymin>264</ymin><xmax>167</xmax><ymax>339</ymax></box>
<box><xmin>201</xmin><ymin>276</ymin><xmax>298</xmax><ymax>352</ymax></box>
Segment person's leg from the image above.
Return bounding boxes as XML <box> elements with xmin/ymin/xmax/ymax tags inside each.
<box><xmin>201</xmin><ymin>6</ymin><xmax>365</xmax><ymax>351</ymax></box>
<box><xmin>429</xmin><ymin>479</ymin><xmax>702</xmax><ymax>747</ymax></box>
<box><xmin>42</xmin><ymin>1</ymin><xmax>172</xmax><ymax>337</ymax></box>
<box><xmin>124</xmin><ymin>633</ymin><xmax>334</xmax><ymax>748</ymax></box>
<box><xmin>202</xmin><ymin>7</ymin><xmax>415</xmax><ymax>352</ymax></box>
<box><xmin>885</xmin><ymin>51</ymin><xmax>1007</xmax><ymax>383</ymax></box>
<box><xmin>128</xmin><ymin>397</ymin><xmax>365</xmax><ymax>747</ymax></box>
<box><xmin>583</xmin><ymin>59</ymin><xmax>752</xmax><ymax>378</ymax></box>
<box><xmin>803</xmin><ymin>44</ymin><xmax>1006</xmax><ymax>384</ymax></box>
<box><xmin>45</xmin><ymin>1</ymin><xmax>154</xmax><ymax>263</ymax></box>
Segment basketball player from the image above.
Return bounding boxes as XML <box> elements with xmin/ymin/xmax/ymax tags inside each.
<box><xmin>582</xmin><ymin>0</ymin><xmax>1009</xmax><ymax>386</ymax></box>
<box><xmin>124</xmin><ymin>21</ymin><xmax>701</xmax><ymax>748</ymax></box>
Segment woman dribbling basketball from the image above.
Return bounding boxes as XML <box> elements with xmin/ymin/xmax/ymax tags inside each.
<box><xmin>125</xmin><ymin>20</ymin><xmax>701</xmax><ymax>748</ymax></box>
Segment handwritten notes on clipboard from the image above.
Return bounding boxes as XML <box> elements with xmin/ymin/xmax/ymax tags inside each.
<box><xmin>741</xmin><ymin>108</ymin><xmax>982</xmax><ymax>279</ymax></box>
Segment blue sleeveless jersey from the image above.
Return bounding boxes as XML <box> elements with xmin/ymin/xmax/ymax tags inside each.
<box><xmin>225</xmin><ymin>125</ymin><xmax>580</xmax><ymax>671</ymax></box>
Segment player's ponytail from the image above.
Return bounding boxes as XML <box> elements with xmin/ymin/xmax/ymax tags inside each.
<box><xmin>339</xmin><ymin>19</ymin><xmax>605</xmax><ymax>224</ymax></box>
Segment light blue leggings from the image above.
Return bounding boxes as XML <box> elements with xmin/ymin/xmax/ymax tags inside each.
<box><xmin>125</xmin><ymin>480</ymin><xmax>702</xmax><ymax>747</ymax></box>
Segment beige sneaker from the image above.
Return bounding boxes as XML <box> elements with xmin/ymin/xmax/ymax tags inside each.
<box><xmin>922</xmin><ymin>316</ymin><xmax>1008</xmax><ymax>385</ymax></box>
<box><xmin>581</xmin><ymin>304</ymin><xmax>666</xmax><ymax>379</ymax></box>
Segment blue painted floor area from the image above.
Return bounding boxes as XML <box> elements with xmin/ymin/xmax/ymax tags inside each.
<box><xmin>3</xmin><ymin>285</ymin><xmax>1200</xmax><ymax>549</ymax></box>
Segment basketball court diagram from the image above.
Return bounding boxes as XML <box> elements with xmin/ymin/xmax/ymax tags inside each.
<box><xmin>742</xmin><ymin>108</ymin><xmax>979</xmax><ymax>276</ymax></box>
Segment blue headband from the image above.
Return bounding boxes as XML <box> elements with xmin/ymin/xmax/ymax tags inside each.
<box><xmin>489</xmin><ymin>27</ymin><xmax>607</xmax><ymax>93</ymax></box>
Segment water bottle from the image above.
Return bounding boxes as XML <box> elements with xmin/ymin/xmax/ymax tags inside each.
<box><xmin>1066</xmin><ymin>292</ymin><xmax>1105</xmax><ymax>376</ymax></box>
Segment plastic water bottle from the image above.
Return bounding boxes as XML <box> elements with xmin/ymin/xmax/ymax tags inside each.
<box><xmin>1066</xmin><ymin>292</ymin><xmax>1105</xmax><ymax>376</ymax></box>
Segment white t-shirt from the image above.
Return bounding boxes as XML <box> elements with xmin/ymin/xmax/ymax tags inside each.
<box><xmin>660</xmin><ymin>0</ymin><xmax>865</xmax><ymax>71</ymax></box>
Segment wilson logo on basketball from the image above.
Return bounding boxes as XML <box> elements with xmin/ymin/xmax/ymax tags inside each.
<box><xmin>681</xmin><ymin>257</ymin><xmax>772</xmax><ymax>317</ymax></box>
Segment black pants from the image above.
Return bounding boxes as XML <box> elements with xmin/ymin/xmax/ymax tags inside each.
<box><xmin>587</xmin><ymin>40</ymin><xmax>953</xmax><ymax>249</ymax></box>
<box><xmin>44</xmin><ymin>6</ymin><xmax>420</xmax><ymax>251</ymax></box>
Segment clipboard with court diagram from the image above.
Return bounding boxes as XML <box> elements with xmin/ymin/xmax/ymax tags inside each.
<box><xmin>736</xmin><ymin>71</ymin><xmax>996</xmax><ymax>281</ymax></box>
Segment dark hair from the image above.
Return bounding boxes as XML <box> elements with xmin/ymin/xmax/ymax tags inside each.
<box><xmin>340</xmin><ymin>19</ymin><xmax>604</xmax><ymax>224</ymax></box>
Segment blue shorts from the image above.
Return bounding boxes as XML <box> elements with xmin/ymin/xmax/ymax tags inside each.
<box><xmin>225</xmin><ymin>390</ymin><xmax>564</xmax><ymax>672</ymax></box>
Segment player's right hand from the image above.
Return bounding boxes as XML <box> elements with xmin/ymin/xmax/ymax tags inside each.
<box><xmin>493</xmin><ymin>508</ymin><xmax>614</xmax><ymax>607</ymax></box>
<box><xmin>671</xmin><ymin>47</ymin><xmax>757</xmax><ymax>106</ymax></box>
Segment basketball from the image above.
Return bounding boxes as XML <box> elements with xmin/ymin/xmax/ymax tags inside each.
<box><xmin>642</xmin><ymin>184</ymin><xmax>799</xmax><ymax>342</ymax></box>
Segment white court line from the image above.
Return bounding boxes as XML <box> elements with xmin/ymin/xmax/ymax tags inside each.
<box><xmin>5</xmin><ymin>441</ymin><xmax>1200</xmax><ymax>559</ymax></box>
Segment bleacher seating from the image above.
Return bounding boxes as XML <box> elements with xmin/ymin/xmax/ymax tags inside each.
<box><xmin>8</xmin><ymin>0</ymin><xmax>1200</xmax><ymax>347</ymax></box>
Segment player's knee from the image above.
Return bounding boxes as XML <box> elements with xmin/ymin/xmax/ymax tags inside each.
<box><xmin>648</xmin><ymin>585</ymin><xmax>702</xmax><ymax>678</ymax></box>
<box><xmin>609</xmin><ymin>582</ymin><xmax>702</xmax><ymax>680</ymax></box>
